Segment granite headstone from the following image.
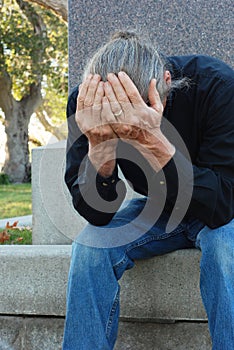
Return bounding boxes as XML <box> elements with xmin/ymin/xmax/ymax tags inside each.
<box><xmin>68</xmin><ymin>0</ymin><xmax>233</xmax><ymax>89</ymax></box>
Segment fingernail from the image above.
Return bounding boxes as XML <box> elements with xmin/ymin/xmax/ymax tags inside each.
<box><xmin>118</xmin><ymin>71</ymin><xmax>126</xmax><ymax>77</ymax></box>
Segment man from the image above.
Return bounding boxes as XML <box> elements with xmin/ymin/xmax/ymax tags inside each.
<box><xmin>63</xmin><ymin>31</ymin><xmax>234</xmax><ymax>349</ymax></box>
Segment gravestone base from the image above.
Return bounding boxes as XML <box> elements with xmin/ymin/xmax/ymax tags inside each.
<box><xmin>0</xmin><ymin>245</ymin><xmax>211</xmax><ymax>349</ymax></box>
<box><xmin>0</xmin><ymin>316</ymin><xmax>211</xmax><ymax>350</ymax></box>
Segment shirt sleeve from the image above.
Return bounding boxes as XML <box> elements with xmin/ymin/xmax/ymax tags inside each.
<box><xmin>64</xmin><ymin>87</ymin><xmax>126</xmax><ymax>226</ymax></box>
<box><xmin>153</xmin><ymin>79</ymin><xmax>234</xmax><ymax>228</ymax></box>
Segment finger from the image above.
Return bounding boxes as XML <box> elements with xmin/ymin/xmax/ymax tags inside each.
<box><xmin>101</xmin><ymin>96</ymin><xmax>116</xmax><ymax>124</ymax></box>
<box><xmin>93</xmin><ymin>81</ymin><xmax>104</xmax><ymax>119</ymax></box>
<box><xmin>77</xmin><ymin>74</ymin><xmax>93</xmax><ymax>111</ymax></box>
<box><xmin>104</xmin><ymin>81</ymin><xmax>123</xmax><ymax>116</ymax></box>
<box><xmin>148</xmin><ymin>79</ymin><xmax>164</xmax><ymax>113</ymax></box>
<box><xmin>117</xmin><ymin>71</ymin><xmax>145</xmax><ymax>107</ymax></box>
<box><xmin>84</xmin><ymin>74</ymin><xmax>101</xmax><ymax>109</ymax></box>
<box><xmin>107</xmin><ymin>73</ymin><xmax>132</xmax><ymax>115</ymax></box>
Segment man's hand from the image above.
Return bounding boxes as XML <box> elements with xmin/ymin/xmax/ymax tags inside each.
<box><xmin>104</xmin><ymin>72</ymin><xmax>175</xmax><ymax>172</ymax></box>
<box><xmin>75</xmin><ymin>74</ymin><xmax>118</xmax><ymax>177</ymax></box>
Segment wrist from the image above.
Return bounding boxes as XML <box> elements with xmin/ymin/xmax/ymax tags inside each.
<box><xmin>97</xmin><ymin>160</ymin><xmax>116</xmax><ymax>177</ymax></box>
<box><xmin>136</xmin><ymin>130</ymin><xmax>175</xmax><ymax>172</ymax></box>
<box><xmin>88</xmin><ymin>150</ymin><xmax>116</xmax><ymax>177</ymax></box>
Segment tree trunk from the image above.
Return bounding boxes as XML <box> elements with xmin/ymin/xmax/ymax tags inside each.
<box><xmin>0</xmin><ymin>0</ymin><xmax>47</xmax><ymax>182</ymax></box>
<box><xmin>3</xmin><ymin>101</ymin><xmax>32</xmax><ymax>182</ymax></box>
<box><xmin>2</xmin><ymin>82</ymin><xmax>42</xmax><ymax>182</ymax></box>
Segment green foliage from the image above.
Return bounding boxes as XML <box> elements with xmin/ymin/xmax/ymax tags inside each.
<box><xmin>0</xmin><ymin>183</ymin><xmax>32</xmax><ymax>218</ymax></box>
<box><xmin>0</xmin><ymin>228</ymin><xmax>32</xmax><ymax>245</ymax></box>
<box><xmin>0</xmin><ymin>0</ymin><xmax>68</xmax><ymax>122</ymax></box>
<box><xmin>0</xmin><ymin>173</ymin><xmax>10</xmax><ymax>185</ymax></box>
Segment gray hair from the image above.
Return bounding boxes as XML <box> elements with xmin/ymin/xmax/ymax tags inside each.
<box><xmin>83</xmin><ymin>31</ymin><xmax>189</xmax><ymax>103</ymax></box>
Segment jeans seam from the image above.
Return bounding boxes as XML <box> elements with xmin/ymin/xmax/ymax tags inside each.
<box><xmin>106</xmin><ymin>286</ymin><xmax>120</xmax><ymax>339</ymax></box>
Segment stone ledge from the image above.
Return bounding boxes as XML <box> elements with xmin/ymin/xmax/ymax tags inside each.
<box><xmin>0</xmin><ymin>316</ymin><xmax>211</xmax><ymax>350</ymax></box>
<box><xmin>0</xmin><ymin>245</ymin><xmax>206</xmax><ymax>321</ymax></box>
<box><xmin>0</xmin><ymin>245</ymin><xmax>69</xmax><ymax>316</ymax></box>
<box><xmin>115</xmin><ymin>321</ymin><xmax>211</xmax><ymax>350</ymax></box>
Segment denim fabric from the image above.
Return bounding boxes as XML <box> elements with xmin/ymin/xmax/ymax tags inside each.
<box><xmin>195</xmin><ymin>221</ymin><xmax>234</xmax><ymax>349</ymax></box>
<box><xmin>62</xmin><ymin>198</ymin><xmax>234</xmax><ymax>350</ymax></box>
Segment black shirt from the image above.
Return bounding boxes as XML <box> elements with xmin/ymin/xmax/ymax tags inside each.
<box><xmin>65</xmin><ymin>55</ymin><xmax>234</xmax><ymax>229</ymax></box>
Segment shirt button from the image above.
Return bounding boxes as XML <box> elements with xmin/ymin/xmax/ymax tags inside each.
<box><xmin>159</xmin><ymin>181</ymin><xmax>165</xmax><ymax>185</ymax></box>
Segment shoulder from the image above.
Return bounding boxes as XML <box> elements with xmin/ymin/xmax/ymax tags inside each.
<box><xmin>66</xmin><ymin>85</ymin><xmax>79</xmax><ymax>118</ymax></box>
<box><xmin>68</xmin><ymin>85</ymin><xmax>79</xmax><ymax>103</ymax></box>
<box><xmin>168</xmin><ymin>54</ymin><xmax>234</xmax><ymax>83</ymax></box>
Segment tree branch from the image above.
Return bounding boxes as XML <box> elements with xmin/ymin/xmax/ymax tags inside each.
<box><xmin>16</xmin><ymin>0</ymin><xmax>47</xmax><ymax>81</ymax></box>
<box><xmin>25</xmin><ymin>0</ymin><xmax>67</xmax><ymax>21</ymax></box>
<box><xmin>21</xmin><ymin>82</ymin><xmax>43</xmax><ymax>116</ymax></box>
<box><xmin>36</xmin><ymin>109</ymin><xmax>66</xmax><ymax>140</ymax></box>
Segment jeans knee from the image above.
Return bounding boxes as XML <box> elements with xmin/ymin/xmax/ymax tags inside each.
<box><xmin>198</xmin><ymin>223</ymin><xmax>234</xmax><ymax>276</ymax></box>
<box><xmin>71</xmin><ymin>241</ymin><xmax>111</xmax><ymax>270</ymax></box>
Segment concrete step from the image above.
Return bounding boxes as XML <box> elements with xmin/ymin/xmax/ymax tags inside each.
<box><xmin>0</xmin><ymin>246</ymin><xmax>206</xmax><ymax>320</ymax></box>
<box><xmin>0</xmin><ymin>316</ymin><xmax>211</xmax><ymax>350</ymax></box>
<box><xmin>0</xmin><ymin>245</ymin><xmax>211</xmax><ymax>349</ymax></box>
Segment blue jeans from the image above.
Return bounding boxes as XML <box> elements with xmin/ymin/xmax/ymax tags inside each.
<box><xmin>62</xmin><ymin>198</ymin><xmax>234</xmax><ymax>350</ymax></box>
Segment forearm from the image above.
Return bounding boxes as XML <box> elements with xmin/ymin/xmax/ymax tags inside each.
<box><xmin>134</xmin><ymin>131</ymin><xmax>175</xmax><ymax>173</ymax></box>
<box><xmin>88</xmin><ymin>149</ymin><xmax>116</xmax><ymax>177</ymax></box>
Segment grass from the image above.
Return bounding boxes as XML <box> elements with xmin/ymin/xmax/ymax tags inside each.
<box><xmin>0</xmin><ymin>228</ymin><xmax>32</xmax><ymax>245</ymax></box>
<box><xmin>0</xmin><ymin>183</ymin><xmax>32</xmax><ymax>245</ymax></box>
<box><xmin>0</xmin><ymin>183</ymin><xmax>32</xmax><ymax>219</ymax></box>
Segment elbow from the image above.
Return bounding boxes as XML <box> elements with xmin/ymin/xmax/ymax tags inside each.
<box><xmin>72</xmin><ymin>197</ymin><xmax>115</xmax><ymax>227</ymax></box>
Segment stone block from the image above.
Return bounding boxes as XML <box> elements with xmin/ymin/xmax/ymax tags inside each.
<box><xmin>119</xmin><ymin>249</ymin><xmax>206</xmax><ymax>321</ymax></box>
<box><xmin>115</xmin><ymin>321</ymin><xmax>211</xmax><ymax>350</ymax></box>
<box><xmin>0</xmin><ymin>245</ymin><xmax>70</xmax><ymax>316</ymax></box>
<box><xmin>0</xmin><ymin>316</ymin><xmax>64</xmax><ymax>350</ymax></box>
<box><xmin>0</xmin><ymin>316</ymin><xmax>211</xmax><ymax>350</ymax></box>
<box><xmin>32</xmin><ymin>141</ymin><xmax>80</xmax><ymax>245</ymax></box>
<box><xmin>32</xmin><ymin>142</ymin><xmax>140</xmax><ymax>245</ymax></box>
<box><xmin>0</xmin><ymin>316</ymin><xmax>22</xmax><ymax>350</ymax></box>
<box><xmin>24</xmin><ymin>317</ymin><xmax>64</xmax><ymax>350</ymax></box>
<box><xmin>0</xmin><ymin>246</ymin><xmax>205</xmax><ymax>321</ymax></box>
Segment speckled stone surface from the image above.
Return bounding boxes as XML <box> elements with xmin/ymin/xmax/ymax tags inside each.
<box><xmin>68</xmin><ymin>0</ymin><xmax>233</xmax><ymax>89</ymax></box>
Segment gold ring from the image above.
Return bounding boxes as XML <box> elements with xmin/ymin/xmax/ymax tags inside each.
<box><xmin>114</xmin><ymin>110</ymin><xmax>123</xmax><ymax>117</ymax></box>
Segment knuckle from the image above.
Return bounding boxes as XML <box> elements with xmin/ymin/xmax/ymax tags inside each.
<box><xmin>122</xmin><ymin>125</ymin><xmax>131</xmax><ymax>133</ymax></box>
<box><xmin>92</xmin><ymin>103</ymin><xmax>102</xmax><ymax>111</ymax></box>
<box><xmin>118</xmin><ymin>94</ymin><xmax>129</xmax><ymax>103</ymax></box>
<box><xmin>128</xmin><ymin>91</ymin><xmax>138</xmax><ymax>100</ymax></box>
<box><xmin>101</xmin><ymin>128</ymin><xmax>110</xmax><ymax>138</ymax></box>
<box><xmin>84</xmin><ymin>99</ymin><xmax>93</xmax><ymax>108</ymax></box>
<box><xmin>78</xmin><ymin>93</ymin><xmax>85</xmax><ymax>103</ymax></box>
